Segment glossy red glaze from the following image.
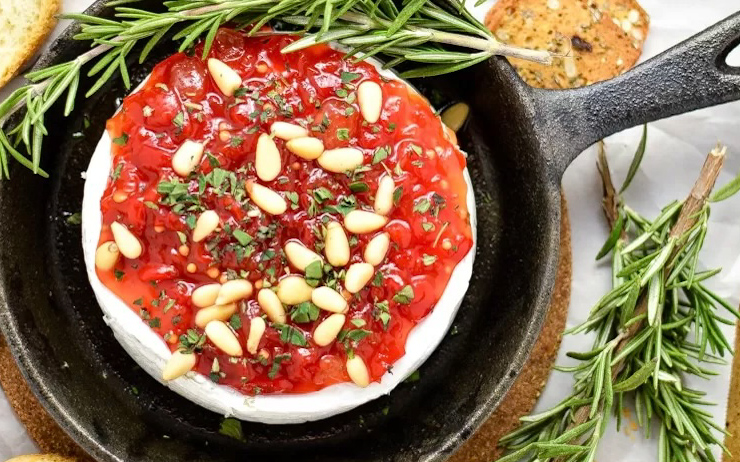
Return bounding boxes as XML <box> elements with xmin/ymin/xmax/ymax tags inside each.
<box><xmin>96</xmin><ymin>30</ymin><xmax>473</xmax><ymax>395</ymax></box>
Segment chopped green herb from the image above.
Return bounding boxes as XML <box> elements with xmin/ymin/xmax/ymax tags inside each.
<box><xmin>233</xmin><ymin>87</ymin><xmax>248</xmax><ymax>97</ymax></box>
<box><xmin>112</xmin><ymin>133</ymin><xmax>129</xmax><ymax>145</ymax></box>
<box><xmin>219</xmin><ymin>418</ymin><xmax>246</xmax><ymax>442</ymax></box>
<box><xmin>144</xmin><ymin>201</ymin><xmax>159</xmax><ymax>210</ymax></box>
<box><xmin>268</xmin><ymin>353</ymin><xmax>291</xmax><ymax>379</ymax></box>
<box><xmin>372</xmin><ymin>146</ymin><xmax>389</xmax><ymax>164</ymax></box>
<box><xmin>341</xmin><ymin>71</ymin><xmax>362</xmax><ymax>83</ymax></box>
<box><xmin>374</xmin><ymin>300</ymin><xmax>391</xmax><ymax>330</ymax></box>
<box><xmin>305</xmin><ymin>260</ymin><xmax>323</xmax><ymax>287</ymax></box>
<box><xmin>422</xmin><ymin>254</ymin><xmax>437</xmax><ymax>266</ymax></box>
<box><xmin>276</xmin><ymin>324</ymin><xmax>308</xmax><ymax>346</ymax></box>
<box><xmin>172</xmin><ymin>111</ymin><xmax>185</xmax><ymax>129</ymax></box>
<box><xmin>286</xmin><ymin>191</ymin><xmax>299</xmax><ymax>210</ymax></box>
<box><xmin>413</xmin><ymin>197</ymin><xmax>431</xmax><ymax>214</ymax></box>
<box><xmin>349</xmin><ymin>181</ymin><xmax>369</xmax><ymax>193</ymax></box>
<box><xmin>111</xmin><ymin>162</ymin><xmax>124</xmax><ymax>181</ymax></box>
<box><xmin>393</xmin><ymin>186</ymin><xmax>403</xmax><ymax>205</ymax></box>
<box><xmin>290</xmin><ymin>301</ymin><xmax>320</xmax><ymax>323</ymax></box>
<box><xmin>233</xmin><ymin>229</ymin><xmax>253</xmax><ymax>246</ymax></box>
<box><xmin>230</xmin><ymin>135</ymin><xmax>244</xmax><ymax>147</ymax></box>
<box><xmin>185</xmin><ymin>214</ymin><xmax>197</xmax><ymax>229</ymax></box>
<box><xmin>114</xmin><ymin>269</ymin><xmax>125</xmax><ymax>281</ymax></box>
<box><xmin>148</xmin><ymin>317</ymin><xmax>161</xmax><ymax>328</ymax></box>
<box><xmin>372</xmin><ymin>271</ymin><xmax>383</xmax><ymax>287</ymax></box>
<box><xmin>179</xmin><ymin>328</ymin><xmax>207</xmax><ymax>353</ymax></box>
<box><xmin>422</xmin><ymin>222</ymin><xmax>435</xmax><ymax>232</ymax></box>
<box><xmin>336</xmin><ymin>128</ymin><xmax>350</xmax><ymax>141</ymax></box>
<box><xmin>405</xmin><ymin>370</ymin><xmax>421</xmax><ymax>383</ymax></box>
<box><xmin>66</xmin><ymin>212</ymin><xmax>82</xmax><ymax>225</ymax></box>
<box><xmin>133</xmin><ymin>297</ymin><xmax>143</xmax><ymax>306</ymax></box>
<box><xmin>393</xmin><ymin>285</ymin><xmax>415</xmax><ymax>304</ymax></box>
<box><xmin>313</xmin><ymin>187</ymin><xmax>334</xmax><ymax>203</ymax></box>
<box><xmin>335</xmin><ymin>88</ymin><xmax>349</xmax><ymax>98</ymax></box>
<box><xmin>351</xmin><ymin>318</ymin><xmax>366</xmax><ymax>328</ymax></box>
<box><xmin>229</xmin><ymin>314</ymin><xmax>242</xmax><ymax>330</ymax></box>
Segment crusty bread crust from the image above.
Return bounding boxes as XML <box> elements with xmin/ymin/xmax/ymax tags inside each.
<box><xmin>5</xmin><ymin>455</ymin><xmax>76</xmax><ymax>462</ymax></box>
<box><xmin>0</xmin><ymin>0</ymin><xmax>61</xmax><ymax>88</ymax></box>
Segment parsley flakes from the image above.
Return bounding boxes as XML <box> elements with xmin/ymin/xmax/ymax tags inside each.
<box><xmin>393</xmin><ymin>285</ymin><xmax>415</xmax><ymax>304</ymax></box>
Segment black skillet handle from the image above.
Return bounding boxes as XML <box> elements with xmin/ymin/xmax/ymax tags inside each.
<box><xmin>535</xmin><ymin>11</ymin><xmax>740</xmax><ymax>178</ymax></box>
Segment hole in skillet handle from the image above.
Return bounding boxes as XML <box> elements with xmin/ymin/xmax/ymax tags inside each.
<box><xmin>2</xmin><ymin>3</ymin><xmax>555</xmax><ymax>462</ymax></box>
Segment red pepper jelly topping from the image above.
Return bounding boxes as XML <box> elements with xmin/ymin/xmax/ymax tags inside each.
<box><xmin>94</xmin><ymin>29</ymin><xmax>473</xmax><ymax>395</ymax></box>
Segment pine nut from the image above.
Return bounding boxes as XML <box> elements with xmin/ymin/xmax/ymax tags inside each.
<box><xmin>172</xmin><ymin>140</ymin><xmax>205</xmax><ymax>177</ymax></box>
<box><xmin>205</xmin><ymin>320</ymin><xmax>243</xmax><ymax>356</ymax></box>
<box><xmin>154</xmin><ymin>225</ymin><xmax>165</xmax><ymax>233</ymax></box>
<box><xmin>113</xmin><ymin>190</ymin><xmax>128</xmax><ymax>203</ymax></box>
<box><xmin>374</xmin><ymin>175</ymin><xmax>395</xmax><ymax>216</ymax></box>
<box><xmin>313</xmin><ymin>314</ymin><xmax>345</xmax><ymax>347</ymax></box>
<box><xmin>216</xmin><ymin>279</ymin><xmax>253</xmax><ymax>305</ymax></box>
<box><xmin>191</xmin><ymin>283</ymin><xmax>222</xmax><ymax>308</ymax></box>
<box><xmin>284</xmin><ymin>240</ymin><xmax>323</xmax><ymax>272</ymax></box>
<box><xmin>344</xmin><ymin>210</ymin><xmax>388</xmax><ymax>234</ymax></box>
<box><xmin>344</xmin><ymin>262</ymin><xmax>374</xmax><ymax>294</ymax></box>
<box><xmin>311</xmin><ymin>286</ymin><xmax>348</xmax><ymax>313</ymax></box>
<box><xmin>257</xmin><ymin>289</ymin><xmax>287</xmax><ymax>323</ymax></box>
<box><xmin>246</xmin><ymin>180</ymin><xmax>287</xmax><ymax>215</ymax></box>
<box><xmin>186</xmin><ymin>263</ymin><xmax>197</xmax><ymax>273</ymax></box>
<box><xmin>324</xmin><ymin>221</ymin><xmax>350</xmax><ymax>267</ymax></box>
<box><xmin>192</xmin><ymin>210</ymin><xmax>220</xmax><ymax>243</ymax></box>
<box><xmin>95</xmin><ymin>241</ymin><xmax>120</xmax><ymax>270</ymax></box>
<box><xmin>110</xmin><ymin>221</ymin><xmax>143</xmax><ymax>259</ymax></box>
<box><xmin>442</xmin><ymin>239</ymin><xmax>452</xmax><ymax>250</ymax></box>
<box><xmin>271</xmin><ymin>121</ymin><xmax>308</xmax><ymax>140</ymax></box>
<box><xmin>207</xmin><ymin>58</ymin><xmax>242</xmax><ymax>97</ymax></box>
<box><xmin>206</xmin><ymin>267</ymin><xmax>220</xmax><ymax>279</ymax></box>
<box><xmin>317</xmin><ymin>147</ymin><xmax>364</xmax><ymax>173</ymax></box>
<box><xmin>178</xmin><ymin>244</ymin><xmax>190</xmax><ymax>256</ymax></box>
<box><xmin>286</xmin><ymin>137</ymin><xmax>324</xmax><ymax>160</ymax></box>
<box><xmin>357</xmin><ymin>81</ymin><xmax>383</xmax><ymax>124</ymax></box>
<box><xmin>162</xmin><ymin>350</ymin><xmax>197</xmax><ymax>381</ymax></box>
<box><xmin>440</xmin><ymin>102</ymin><xmax>470</xmax><ymax>133</ymax></box>
<box><xmin>255</xmin><ymin>133</ymin><xmax>282</xmax><ymax>182</ymax></box>
<box><xmin>219</xmin><ymin>130</ymin><xmax>231</xmax><ymax>142</ymax></box>
<box><xmin>346</xmin><ymin>355</ymin><xmax>370</xmax><ymax>387</ymax></box>
<box><xmin>277</xmin><ymin>276</ymin><xmax>313</xmax><ymax>305</ymax></box>
<box><xmin>364</xmin><ymin>232</ymin><xmax>390</xmax><ymax>266</ymax></box>
<box><xmin>194</xmin><ymin>303</ymin><xmax>237</xmax><ymax>328</ymax></box>
<box><xmin>247</xmin><ymin>317</ymin><xmax>266</xmax><ymax>355</ymax></box>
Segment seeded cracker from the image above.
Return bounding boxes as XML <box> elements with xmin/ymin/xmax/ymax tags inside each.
<box><xmin>485</xmin><ymin>0</ymin><xmax>649</xmax><ymax>88</ymax></box>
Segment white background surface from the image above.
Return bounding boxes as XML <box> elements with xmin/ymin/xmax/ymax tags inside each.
<box><xmin>1</xmin><ymin>0</ymin><xmax>739</xmax><ymax>460</ymax></box>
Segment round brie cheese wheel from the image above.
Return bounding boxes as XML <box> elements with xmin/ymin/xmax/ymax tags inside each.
<box><xmin>82</xmin><ymin>41</ymin><xmax>476</xmax><ymax>424</ymax></box>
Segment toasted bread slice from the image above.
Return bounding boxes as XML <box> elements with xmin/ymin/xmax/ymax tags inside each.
<box><xmin>6</xmin><ymin>455</ymin><xmax>76</xmax><ymax>462</ymax></box>
<box><xmin>486</xmin><ymin>0</ymin><xmax>649</xmax><ymax>89</ymax></box>
<box><xmin>0</xmin><ymin>0</ymin><xmax>61</xmax><ymax>88</ymax></box>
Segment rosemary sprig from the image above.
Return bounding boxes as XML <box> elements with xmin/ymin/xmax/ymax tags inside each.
<box><xmin>0</xmin><ymin>0</ymin><xmax>552</xmax><ymax>179</ymax></box>
<box><xmin>496</xmin><ymin>131</ymin><xmax>740</xmax><ymax>462</ymax></box>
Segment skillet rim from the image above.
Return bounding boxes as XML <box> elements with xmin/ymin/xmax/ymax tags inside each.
<box><xmin>0</xmin><ymin>2</ymin><xmax>564</xmax><ymax>459</ymax></box>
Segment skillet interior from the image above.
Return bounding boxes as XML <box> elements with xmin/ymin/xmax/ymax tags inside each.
<box><xmin>0</xmin><ymin>2</ymin><xmax>563</xmax><ymax>460</ymax></box>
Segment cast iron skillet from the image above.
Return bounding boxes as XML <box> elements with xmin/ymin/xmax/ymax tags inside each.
<box><xmin>0</xmin><ymin>1</ymin><xmax>739</xmax><ymax>460</ymax></box>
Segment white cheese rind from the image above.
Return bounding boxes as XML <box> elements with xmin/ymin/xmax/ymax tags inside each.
<box><xmin>81</xmin><ymin>59</ymin><xmax>477</xmax><ymax>425</ymax></box>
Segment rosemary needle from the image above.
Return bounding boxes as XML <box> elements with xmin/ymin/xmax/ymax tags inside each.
<box><xmin>497</xmin><ymin>135</ymin><xmax>740</xmax><ymax>462</ymax></box>
<box><xmin>0</xmin><ymin>0</ymin><xmax>552</xmax><ymax>179</ymax></box>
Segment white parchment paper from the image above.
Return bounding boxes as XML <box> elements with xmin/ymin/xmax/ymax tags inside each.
<box><xmin>1</xmin><ymin>0</ymin><xmax>739</xmax><ymax>459</ymax></box>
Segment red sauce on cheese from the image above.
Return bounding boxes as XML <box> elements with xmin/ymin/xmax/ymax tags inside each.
<box><xmin>96</xmin><ymin>30</ymin><xmax>473</xmax><ymax>394</ymax></box>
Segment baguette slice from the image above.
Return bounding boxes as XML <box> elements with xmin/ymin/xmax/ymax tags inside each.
<box><xmin>6</xmin><ymin>455</ymin><xmax>76</xmax><ymax>462</ymax></box>
<box><xmin>0</xmin><ymin>0</ymin><xmax>61</xmax><ymax>88</ymax></box>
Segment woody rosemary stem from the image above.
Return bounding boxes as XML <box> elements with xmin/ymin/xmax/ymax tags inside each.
<box><xmin>556</xmin><ymin>144</ymin><xmax>727</xmax><ymax>456</ymax></box>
